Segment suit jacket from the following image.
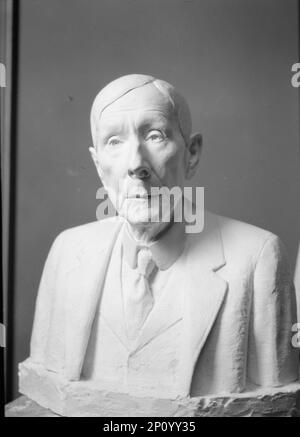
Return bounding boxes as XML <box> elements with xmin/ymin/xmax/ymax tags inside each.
<box><xmin>28</xmin><ymin>211</ymin><xmax>299</xmax><ymax>396</ymax></box>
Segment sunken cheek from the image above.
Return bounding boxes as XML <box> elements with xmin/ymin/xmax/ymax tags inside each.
<box><xmin>101</xmin><ymin>158</ymin><xmax>125</xmax><ymax>185</ymax></box>
<box><xmin>158</xmin><ymin>142</ymin><xmax>184</xmax><ymax>182</ymax></box>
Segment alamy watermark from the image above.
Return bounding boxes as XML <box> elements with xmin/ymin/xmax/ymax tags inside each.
<box><xmin>0</xmin><ymin>323</ymin><xmax>5</xmax><ymax>348</ymax></box>
<box><xmin>291</xmin><ymin>323</ymin><xmax>300</xmax><ymax>348</ymax></box>
<box><xmin>0</xmin><ymin>63</ymin><xmax>6</xmax><ymax>88</ymax></box>
<box><xmin>291</xmin><ymin>63</ymin><xmax>300</xmax><ymax>88</ymax></box>
<box><xmin>96</xmin><ymin>185</ymin><xmax>205</xmax><ymax>233</ymax></box>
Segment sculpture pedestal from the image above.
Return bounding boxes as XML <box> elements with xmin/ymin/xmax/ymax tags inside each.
<box><xmin>6</xmin><ymin>396</ymin><xmax>59</xmax><ymax>417</ymax></box>
<box><xmin>18</xmin><ymin>360</ymin><xmax>300</xmax><ymax>417</ymax></box>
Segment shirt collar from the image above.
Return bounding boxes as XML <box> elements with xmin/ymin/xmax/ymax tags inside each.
<box><xmin>122</xmin><ymin>220</ymin><xmax>186</xmax><ymax>271</ymax></box>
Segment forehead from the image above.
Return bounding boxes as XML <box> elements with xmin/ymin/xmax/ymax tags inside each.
<box><xmin>100</xmin><ymin>83</ymin><xmax>173</xmax><ymax>119</ymax></box>
<box><xmin>99</xmin><ymin>111</ymin><xmax>172</xmax><ymax>134</ymax></box>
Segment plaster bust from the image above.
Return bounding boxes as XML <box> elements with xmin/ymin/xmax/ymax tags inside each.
<box><xmin>19</xmin><ymin>74</ymin><xmax>299</xmax><ymax>414</ymax></box>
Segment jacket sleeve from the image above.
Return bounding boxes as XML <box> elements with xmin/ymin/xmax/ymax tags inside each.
<box><xmin>247</xmin><ymin>234</ymin><xmax>299</xmax><ymax>386</ymax></box>
<box><xmin>29</xmin><ymin>232</ymin><xmax>65</xmax><ymax>365</ymax></box>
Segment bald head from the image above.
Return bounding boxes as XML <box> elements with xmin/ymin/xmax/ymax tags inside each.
<box><xmin>90</xmin><ymin>74</ymin><xmax>192</xmax><ymax>147</ymax></box>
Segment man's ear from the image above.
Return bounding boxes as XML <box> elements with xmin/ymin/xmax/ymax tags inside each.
<box><xmin>185</xmin><ymin>133</ymin><xmax>202</xmax><ymax>179</ymax></box>
<box><xmin>89</xmin><ymin>146</ymin><xmax>103</xmax><ymax>179</ymax></box>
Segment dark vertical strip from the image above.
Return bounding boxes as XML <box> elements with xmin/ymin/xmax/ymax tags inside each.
<box><xmin>0</xmin><ymin>118</ymin><xmax>4</xmax><ymax>416</ymax></box>
<box><xmin>5</xmin><ymin>0</ymin><xmax>19</xmax><ymax>403</ymax></box>
<box><xmin>298</xmin><ymin>0</ymin><xmax>300</xmax><ymax>201</ymax></box>
<box><xmin>0</xmin><ymin>0</ymin><xmax>7</xmax><ymax>417</ymax></box>
<box><xmin>299</xmin><ymin>0</ymin><xmax>300</xmax><ymax>66</ymax></box>
<box><xmin>298</xmin><ymin>0</ymin><xmax>300</xmax><ymax>106</ymax></box>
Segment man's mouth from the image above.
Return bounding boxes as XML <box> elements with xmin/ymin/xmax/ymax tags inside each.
<box><xmin>127</xmin><ymin>191</ymin><xmax>151</xmax><ymax>199</ymax></box>
<box><xmin>134</xmin><ymin>194</ymin><xmax>151</xmax><ymax>199</ymax></box>
<box><xmin>127</xmin><ymin>195</ymin><xmax>150</xmax><ymax>201</ymax></box>
<box><xmin>126</xmin><ymin>187</ymin><xmax>163</xmax><ymax>199</ymax></box>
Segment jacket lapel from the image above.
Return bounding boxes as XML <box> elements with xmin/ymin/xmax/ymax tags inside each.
<box><xmin>64</xmin><ymin>219</ymin><xmax>123</xmax><ymax>380</ymax></box>
<box><xmin>178</xmin><ymin>212</ymin><xmax>228</xmax><ymax>396</ymax></box>
<box><xmin>98</xmin><ymin>227</ymin><xmax>130</xmax><ymax>350</ymax></box>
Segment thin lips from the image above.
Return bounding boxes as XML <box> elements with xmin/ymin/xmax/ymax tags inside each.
<box><xmin>127</xmin><ymin>192</ymin><xmax>162</xmax><ymax>199</ymax></box>
<box><xmin>126</xmin><ymin>187</ymin><xmax>162</xmax><ymax>198</ymax></box>
<box><xmin>127</xmin><ymin>193</ymin><xmax>151</xmax><ymax>199</ymax></box>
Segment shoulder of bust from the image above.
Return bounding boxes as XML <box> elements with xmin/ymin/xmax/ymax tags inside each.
<box><xmin>207</xmin><ymin>210</ymin><xmax>278</xmax><ymax>258</ymax></box>
<box><xmin>53</xmin><ymin>216</ymin><xmax>124</xmax><ymax>251</ymax></box>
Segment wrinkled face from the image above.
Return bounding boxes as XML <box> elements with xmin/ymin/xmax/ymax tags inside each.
<box><xmin>91</xmin><ymin>84</ymin><xmax>189</xmax><ymax>226</ymax></box>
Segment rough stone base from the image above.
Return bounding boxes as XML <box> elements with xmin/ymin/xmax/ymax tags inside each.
<box><xmin>6</xmin><ymin>396</ymin><xmax>60</xmax><ymax>417</ymax></box>
<box><xmin>18</xmin><ymin>360</ymin><xmax>300</xmax><ymax>417</ymax></box>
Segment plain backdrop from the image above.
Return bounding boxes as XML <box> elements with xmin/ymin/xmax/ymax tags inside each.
<box><xmin>8</xmin><ymin>0</ymin><xmax>300</xmax><ymax>399</ymax></box>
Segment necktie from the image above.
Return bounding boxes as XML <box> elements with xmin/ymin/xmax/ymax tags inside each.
<box><xmin>125</xmin><ymin>248</ymin><xmax>155</xmax><ymax>341</ymax></box>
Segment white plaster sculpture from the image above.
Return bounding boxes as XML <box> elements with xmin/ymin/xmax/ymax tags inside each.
<box><xmin>19</xmin><ymin>74</ymin><xmax>300</xmax><ymax>416</ymax></box>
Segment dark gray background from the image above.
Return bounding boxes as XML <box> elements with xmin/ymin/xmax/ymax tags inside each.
<box><xmin>10</xmin><ymin>0</ymin><xmax>300</xmax><ymax>398</ymax></box>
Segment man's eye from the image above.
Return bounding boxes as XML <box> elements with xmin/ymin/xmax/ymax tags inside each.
<box><xmin>146</xmin><ymin>130</ymin><xmax>165</xmax><ymax>142</ymax></box>
<box><xmin>107</xmin><ymin>137</ymin><xmax>122</xmax><ymax>147</ymax></box>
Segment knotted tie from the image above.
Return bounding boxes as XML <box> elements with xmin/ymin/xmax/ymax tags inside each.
<box><xmin>125</xmin><ymin>247</ymin><xmax>155</xmax><ymax>340</ymax></box>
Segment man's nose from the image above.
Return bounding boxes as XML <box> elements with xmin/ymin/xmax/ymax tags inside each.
<box><xmin>128</xmin><ymin>166</ymin><xmax>151</xmax><ymax>180</ymax></box>
<box><xmin>127</xmin><ymin>142</ymin><xmax>151</xmax><ymax>180</ymax></box>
